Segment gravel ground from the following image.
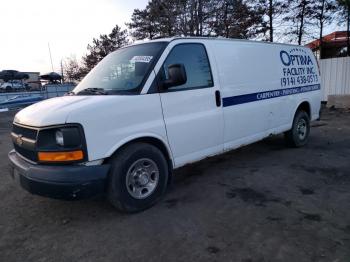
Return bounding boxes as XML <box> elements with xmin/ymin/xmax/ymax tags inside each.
<box><xmin>0</xmin><ymin>108</ymin><xmax>349</xmax><ymax>262</ymax></box>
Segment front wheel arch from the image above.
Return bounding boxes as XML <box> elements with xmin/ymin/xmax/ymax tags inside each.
<box><xmin>105</xmin><ymin>136</ymin><xmax>173</xmax><ymax>182</ymax></box>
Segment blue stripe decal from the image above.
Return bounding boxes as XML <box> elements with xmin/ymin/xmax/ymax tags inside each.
<box><xmin>222</xmin><ymin>84</ymin><xmax>320</xmax><ymax>107</ymax></box>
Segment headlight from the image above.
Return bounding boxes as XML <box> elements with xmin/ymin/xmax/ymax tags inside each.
<box><xmin>36</xmin><ymin>125</ymin><xmax>86</xmax><ymax>163</ymax></box>
<box><xmin>55</xmin><ymin>130</ymin><xmax>64</xmax><ymax>146</ymax></box>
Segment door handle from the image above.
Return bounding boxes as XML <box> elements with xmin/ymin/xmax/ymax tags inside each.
<box><xmin>215</xmin><ymin>90</ymin><xmax>221</xmax><ymax>107</ymax></box>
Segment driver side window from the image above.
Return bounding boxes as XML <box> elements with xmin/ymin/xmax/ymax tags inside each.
<box><xmin>161</xmin><ymin>43</ymin><xmax>213</xmax><ymax>91</ymax></box>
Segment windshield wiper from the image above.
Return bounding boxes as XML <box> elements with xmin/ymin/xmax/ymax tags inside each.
<box><xmin>76</xmin><ymin>88</ymin><xmax>108</xmax><ymax>95</ymax></box>
<box><xmin>106</xmin><ymin>89</ymin><xmax>138</xmax><ymax>95</ymax></box>
<box><xmin>65</xmin><ymin>91</ymin><xmax>75</xmax><ymax>96</ymax></box>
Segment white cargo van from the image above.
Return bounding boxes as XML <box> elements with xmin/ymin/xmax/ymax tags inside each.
<box><xmin>9</xmin><ymin>37</ymin><xmax>321</xmax><ymax>212</ymax></box>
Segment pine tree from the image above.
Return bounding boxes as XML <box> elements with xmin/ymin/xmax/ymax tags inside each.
<box><xmin>247</xmin><ymin>0</ymin><xmax>286</xmax><ymax>42</ymax></box>
<box><xmin>127</xmin><ymin>0</ymin><xmax>265</xmax><ymax>40</ymax></box>
<box><xmin>212</xmin><ymin>0</ymin><xmax>265</xmax><ymax>39</ymax></box>
<box><xmin>127</xmin><ymin>5</ymin><xmax>159</xmax><ymax>39</ymax></box>
<box><xmin>283</xmin><ymin>0</ymin><xmax>314</xmax><ymax>45</ymax></box>
<box><xmin>82</xmin><ymin>25</ymin><xmax>128</xmax><ymax>72</ymax></box>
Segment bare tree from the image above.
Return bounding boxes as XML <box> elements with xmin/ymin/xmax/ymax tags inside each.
<box><xmin>63</xmin><ymin>56</ymin><xmax>84</xmax><ymax>82</ymax></box>
<box><xmin>313</xmin><ymin>0</ymin><xmax>337</xmax><ymax>58</ymax></box>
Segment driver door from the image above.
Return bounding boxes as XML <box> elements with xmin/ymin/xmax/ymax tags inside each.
<box><xmin>158</xmin><ymin>43</ymin><xmax>224</xmax><ymax>168</ymax></box>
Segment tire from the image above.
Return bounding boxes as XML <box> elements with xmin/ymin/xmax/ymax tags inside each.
<box><xmin>107</xmin><ymin>142</ymin><xmax>169</xmax><ymax>213</ymax></box>
<box><xmin>285</xmin><ymin>110</ymin><xmax>310</xmax><ymax>147</ymax></box>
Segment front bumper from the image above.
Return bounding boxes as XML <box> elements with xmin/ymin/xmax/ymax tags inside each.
<box><xmin>8</xmin><ymin>150</ymin><xmax>110</xmax><ymax>200</ymax></box>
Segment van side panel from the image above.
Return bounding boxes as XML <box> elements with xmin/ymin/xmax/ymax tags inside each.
<box><xmin>68</xmin><ymin>39</ymin><xmax>320</xmax><ymax>165</ymax></box>
<box><xmin>211</xmin><ymin>41</ymin><xmax>321</xmax><ymax>151</ymax></box>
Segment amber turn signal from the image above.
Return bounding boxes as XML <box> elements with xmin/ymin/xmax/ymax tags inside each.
<box><xmin>38</xmin><ymin>150</ymin><xmax>84</xmax><ymax>162</ymax></box>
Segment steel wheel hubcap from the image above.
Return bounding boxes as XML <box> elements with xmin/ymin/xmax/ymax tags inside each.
<box><xmin>126</xmin><ymin>158</ymin><xmax>159</xmax><ymax>199</ymax></box>
<box><xmin>297</xmin><ymin>118</ymin><xmax>307</xmax><ymax>140</ymax></box>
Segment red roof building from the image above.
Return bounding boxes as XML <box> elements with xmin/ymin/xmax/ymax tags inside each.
<box><xmin>306</xmin><ymin>31</ymin><xmax>350</xmax><ymax>59</ymax></box>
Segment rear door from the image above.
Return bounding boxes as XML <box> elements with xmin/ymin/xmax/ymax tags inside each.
<box><xmin>213</xmin><ymin>41</ymin><xmax>272</xmax><ymax>150</ymax></box>
<box><xmin>158</xmin><ymin>42</ymin><xmax>224</xmax><ymax>168</ymax></box>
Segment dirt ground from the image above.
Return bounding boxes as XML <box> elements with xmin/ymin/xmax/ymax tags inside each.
<box><xmin>0</xmin><ymin>108</ymin><xmax>349</xmax><ymax>262</ymax></box>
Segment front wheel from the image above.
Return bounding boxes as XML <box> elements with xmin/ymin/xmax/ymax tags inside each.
<box><xmin>285</xmin><ymin>110</ymin><xmax>310</xmax><ymax>147</ymax></box>
<box><xmin>107</xmin><ymin>143</ymin><xmax>169</xmax><ymax>213</ymax></box>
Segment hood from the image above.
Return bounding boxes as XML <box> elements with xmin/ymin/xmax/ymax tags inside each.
<box><xmin>14</xmin><ymin>96</ymin><xmax>126</xmax><ymax>127</ymax></box>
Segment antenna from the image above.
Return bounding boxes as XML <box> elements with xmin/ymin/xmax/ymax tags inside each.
<box><xmin>60</xmin><ymin>59</ymin><xmax>64</xmax><ymax>83</ymax></box>
<box><xmin>48</xmin><ymin>43</ymin><xmax>54</xmax><ymax>72</ymax></box>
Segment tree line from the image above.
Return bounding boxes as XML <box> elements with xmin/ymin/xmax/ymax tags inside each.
<box><xmin>64</xmin><ymin>0</ymin><xmax>350</xmax><ymax>82</ymax></box>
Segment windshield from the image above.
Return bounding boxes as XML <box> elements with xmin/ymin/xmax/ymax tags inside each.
<box><xmin>73</xmin><ymin>42</ymin><xmax>167</xmax><ymax>95</ymax></box>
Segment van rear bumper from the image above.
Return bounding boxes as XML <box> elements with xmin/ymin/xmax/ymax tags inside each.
<box><xmin>8</xmin><ymin>150</ymin><xmax>110</xmax><ymax>200</ymax></box>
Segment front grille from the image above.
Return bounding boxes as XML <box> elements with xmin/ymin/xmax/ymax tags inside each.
<box><xmin>12</xmin><ymin>124</ymin><xmax>37</xmax><ymax>140</ymax></box>
<box><xmin>12</xmin><ymin>124</ymin><xmax>38</xmax><ymax>162</ymax></box>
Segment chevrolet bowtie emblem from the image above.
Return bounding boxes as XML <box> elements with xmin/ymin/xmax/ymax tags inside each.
<box><xmin>16</xmin><ymin>135</ymin><xmax>23</xmax><ymax>146</ymax></box>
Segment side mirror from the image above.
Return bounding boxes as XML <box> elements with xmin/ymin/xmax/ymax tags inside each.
<box><xmin>162</xmin><ymin>64</ymin><xmax>187</xmax><ymax>89</ymax></box>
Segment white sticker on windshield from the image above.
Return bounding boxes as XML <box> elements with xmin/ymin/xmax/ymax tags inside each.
<box><xmin>131</xmin><ymin>56</ymin><xmax>153</xmax><ymax>63</ymax></box>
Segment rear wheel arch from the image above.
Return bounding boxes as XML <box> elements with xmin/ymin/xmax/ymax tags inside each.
<box><xmin>285</xmin><ymin>109</ymin><xmax>310</xmax><ymax>147</ymax></box>
<box><xmin>295</xmin><ymin>101</ymin><xmax>311</xmax><ymax>118</ymax></box>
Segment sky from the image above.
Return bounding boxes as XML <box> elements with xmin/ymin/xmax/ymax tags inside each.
<box><xmin>0</xmin><ymin>0</ymin><xmax>345</xmax><ymax>74</ymax></box>
<box><xmin>0</xmin><ymin>0</ymin><xmax>148</xmax><ymax>74</ymax></box>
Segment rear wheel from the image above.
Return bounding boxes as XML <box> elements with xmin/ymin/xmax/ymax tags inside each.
<box><xmin>285</xmin><ymin>110</ymin><xmax>310</xmax><ymax>147</ymax></box>
<box><xmin>107</xmin><ymin>143</ymin><xmax>169</xmax><ymax>213</ymax></box>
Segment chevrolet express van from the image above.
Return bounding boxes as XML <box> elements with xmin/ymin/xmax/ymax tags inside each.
<box><xmin>9</xmin><ymin>37</ymin><xmax>321</xmax><ymax>212</ymax></box>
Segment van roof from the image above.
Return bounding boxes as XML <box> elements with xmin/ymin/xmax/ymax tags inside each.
<box><xmin>136</xmin><ymin>36</ymin><xmax>308</xmax><ymax>49</ymax></box>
